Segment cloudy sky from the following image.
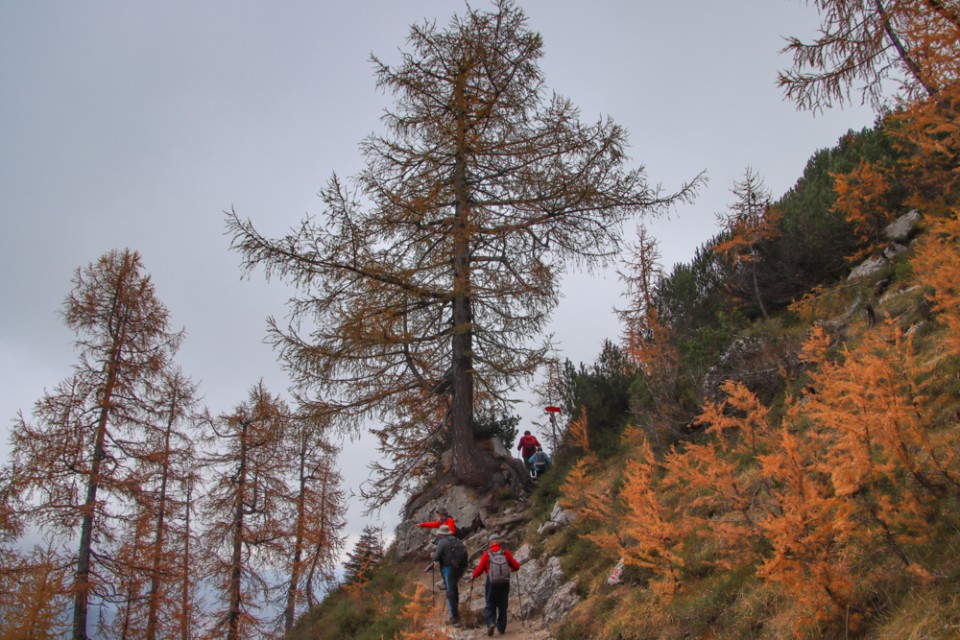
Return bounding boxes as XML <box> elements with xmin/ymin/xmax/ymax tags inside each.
<box><xmin>0</xmin><ymin>1</ymin><xmax>875</xmax><ymax>541</ymax></box>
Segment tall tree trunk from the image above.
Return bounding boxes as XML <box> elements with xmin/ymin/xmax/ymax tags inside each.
<box><xmin>449</xmin><ymin>68</ymin><xmax>488</xmax><ymax>488</ymax></box>
<box><xmin>73</xmin><ymin>341</ymin><xmax>122</xmax><ymax>640</ymax></box>
<box><xmin>73</xmin><ymin>418</ymin><xmax>107</xmax><ymax>640</ymax></box>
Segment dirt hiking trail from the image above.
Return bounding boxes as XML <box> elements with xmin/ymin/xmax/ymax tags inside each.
<box><xmin>421</xmin><ymin>572</ymin><xmax>552</xmax><ymax>640</ymax></box>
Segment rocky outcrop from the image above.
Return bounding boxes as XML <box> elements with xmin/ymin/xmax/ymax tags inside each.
<box><xmin>514</xmin><ymin>546</ymin><xmax>580</xmax><ymax>624</ymax></box>
<box><xmin>847</xmin><ymin>209</ymin><xmax>922</xmax><ymax>283</ymax></box>
<box><xmin>885</xmin><ymin>209</ymin><xmax>922</xmax><ymax>242</ymax></box>
<box><xmin>847</xmin><ymin>254</ymin><xmax>888</xmax><ymax>282</ymax></box>
<box><xmin>700</xmin><ymin>334</ymin><xmax>803</xmax><ymax>402</ymax></box>
<box><xmin>537</xmin><ymin>501</ymin><xmax>576</xmax><ymax>536</ymax></box>
<box><xmin>394</xmin><ymin>483</ymin><xmax>487</xmax><ymax>559</ymax></box>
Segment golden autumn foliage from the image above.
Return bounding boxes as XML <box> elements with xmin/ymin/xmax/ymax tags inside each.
<box><xmin>394</xmin><ymin>583</ymin><xmax>451</xmax><ymax>640</ymax></box>
<box><xmin>567</xmin><ymin>410</ymin><xmax>590</xmax><ymax>453</ymax></box>
<box><xmin>558</xmin><ymin>454</ymin><xmax>610</xmax><ymax>525</ymax></box>
<box><xmin>831</xmin><ymin>160</ymin><xmax>896</xmax><ymax>259</ymax></box>
<box><xmin>617</xmin><ymin>227</ymin><xmax>686</xmax><ymax>442</ymax></box>
<box><xmin>713</xmin><ymin>169</ymin><xmax>781</xmax><ymax>317</ymax></box>
<box><xmin>912</xmin><ymin>212</ymin><xmax>960</xmax><ymax>360</ymax></box>
<box><xmin>591</xmin><ymin>438</ymin><xmax>686</xmax><ymax>600</ymax></box>
<box><xmin>0</xmin><ymin>547</ymin><xmax>70</xmax><ymax>640</ymax></box>
<box><xmin>755</xmin><ymin>419</ymin><xmax>859</xmax><ymax>630</ymax></box>
<box><xmin>227</xmin><ymin>0</ymin><xmax>700</xmax><ymax>503</ymax></box>
<box><xmin>557</xmin><ymin>298</ymin><xmax>960</xmax><ymax>632</ymax></box>
<box><xmin>889</xmin><ymin>86</ymin><xmax>960</xmax><ymax>215</ymax></box>
<box><xmin>618</xmin><ymin>225</ymin><xmax>678</xmax><ymax>377</ymax></box>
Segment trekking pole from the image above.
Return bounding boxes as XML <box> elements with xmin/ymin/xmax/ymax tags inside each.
<box><xmin>468</xmin><ymin>574</ymin><xmax>476</xmax><ymax>623</ymax></box>
<box><xmin>515</xmin><ymin>570</ymin><xmax>526</xmax><ymax>628</ymax></box>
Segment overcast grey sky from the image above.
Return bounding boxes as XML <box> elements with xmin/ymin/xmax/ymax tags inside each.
<box><xmin>0</xmin><ymin>1</ymin><xmax>875</xmax><ymax>542</ymax></box>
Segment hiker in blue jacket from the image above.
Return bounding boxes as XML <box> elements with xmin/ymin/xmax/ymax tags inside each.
<box><xmin>527</xmin><ymin>446</ymin><xmax>551</xmax><ymax>478</ymax></box>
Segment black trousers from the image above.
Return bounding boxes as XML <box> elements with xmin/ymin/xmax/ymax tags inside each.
<box><xmin>484</xmin><ymin>578</ymin><xmax>510</xmax><ymax>632</ymax></box>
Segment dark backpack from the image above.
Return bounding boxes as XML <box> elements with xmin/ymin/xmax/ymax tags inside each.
<box><xmin>445</xmin><ymin>536</ymin><xmax>468</xmax><ymax>572</ymax></box>
<box><xmin>489</xmin><ymin>550</ymin><xmax>511</xmax><ymax>585</ymax></box>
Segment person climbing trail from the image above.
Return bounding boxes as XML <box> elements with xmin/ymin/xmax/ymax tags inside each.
<box><xmin>426</xmin><ymin>524</ymin><xmax>468</xmax><ymax>626</ymax></box>
<box><xmin>471</xmin><ymin>532</ymin><xmax>521</xmax><ymax>636</ymax></box>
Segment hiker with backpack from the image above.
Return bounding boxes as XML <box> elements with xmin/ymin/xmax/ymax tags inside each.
<box><xmin>428</xmin><ymin>524</ymin><xmax>468</xmax><ymax>626</ymax></box>
<box><xmin>471</xmin><ymin>532</ymin><xmax>521</xmax><ymax>636</ymax></box>
<box><xmin>417</xmin><ymin>507</ymin><xmax>457</xmax><ymax>536</ymax></box>
<box><xmin>527</xmin><ymin>445</ymin><xmax>552</xmax><ymax>479</ymax></box>
<box><xmin>516</xmin><ymin>431</ymin><xmax>541</xmax><ymax>474</ymax></box>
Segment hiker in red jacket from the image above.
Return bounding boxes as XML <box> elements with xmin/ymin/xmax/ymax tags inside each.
<box><xmin>417</xmin><ymin>508</ymin><xmax>456</xmax><ymax>536</ymax></box>
<box><xmin>517</xmin><ymin>431</ymin><xmax>541</xmax><ymax>474</ymax></box>
<box><xmin>471</xmin><ymin>532</ymin><xmax>521</xmax><ymax>636</ymax></box>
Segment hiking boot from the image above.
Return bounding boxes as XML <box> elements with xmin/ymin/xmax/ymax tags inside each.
<box><xmin>487</xmin><ymin>624</ymin><xmax>495</xmax><ymax>636</ymax></box>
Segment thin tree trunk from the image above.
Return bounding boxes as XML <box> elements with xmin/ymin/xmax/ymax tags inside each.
<box><xmin>226</xmin><ymin>423</ymin><xmax>249</xmax><ymax>640</ymax></box>
<box><xmin>284</xmin><ymin>433</ymin><xmax>309</xmax><ymax>630</ymax></box>
<box><xmin>751</xmin><ymin>263</ymin><xmax>769</xmax><ymax>320</ymax></box>
<box><xmin>875</xmin><ymin>0</ymin><xmax>939</xmax><ymax>96</ymax></box>
<box><xmin>304</xmin><ymin>470</ymin><xmax>328</xmax><ymax>609</ymax></box>
<box><xmin>146</xmin><ymin>387</ymin><xmax>179</xmax><ymax>640</ymax></box>
<box><xmin>180</xmin><ymin>478</ymin><xmax>193</xmax><ymax>640</ymax></box>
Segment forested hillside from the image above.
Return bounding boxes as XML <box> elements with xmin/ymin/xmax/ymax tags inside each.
<box><xmin>286</xmin><ymin>123</ymin><xmax>960</xmax><ymax>639</ymax></box>
<box><xmin>289</xmin><ymin>0</ymin><xmax>960</xmax><ymax>637</ymax></box>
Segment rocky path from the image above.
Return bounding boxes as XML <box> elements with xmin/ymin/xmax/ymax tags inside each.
<box><xmin>420</xmin><ymin>573</ymin><xmax>552</xmax><ymax>640</ymax></box>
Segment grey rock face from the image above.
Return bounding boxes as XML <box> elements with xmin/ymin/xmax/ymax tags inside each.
<box><xmin>885</xmin><ymin>209</ymin><xmax>921</xmax><ymax>242</ymax></box>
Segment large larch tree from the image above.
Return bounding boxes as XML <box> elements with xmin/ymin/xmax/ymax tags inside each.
<box><xmin>227</xmin><ymin>0</ymin><xmax>698</xmax><ymax>501</ymax></box>
<box><xmin>7</xmin><ymin>249</ymin><xmax>183</xmax><ymax>640</ymax></box>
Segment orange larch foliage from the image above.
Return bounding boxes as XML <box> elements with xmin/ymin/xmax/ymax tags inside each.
<box><xmin>394</xmin><ymin>582</ymin><xmax>451</xmax><ymax>640</ymax></box>
<box><xmin>557</xmin><ymin>454</ymin><xmax>610</xmax><ymax>525</ymax></box>
<box><xmin>912</xmin><ymin>212</ymin><xmax>960</xmax><ymax>361</ymax></box>
<box><xmin>890</xmin><ymin>87</ymin><xmax>960</xmax><ymax>215</ymax></box>
<box><xmin>618</xmin><ymin>226</ymin><xmax>677</xmax><ymax>374</ymax></box>
<box><xmin>756</xmin><ymin>419</ymin><xmax>858</xmax><ymax>631</ymax></box>
<box><xmin>831</xmin><ymin>160</ymin><xmax>896</xmax><ymax>260</ymax></box>
<box><xmin>655</xmin><ymin>380</ymin><xmax>780</xmax><ymax>571</ymax></box>
<box><xmin>341</xmin><ymin>553</ymin><xmax>377</xmax><ymax>601</ymax></box>
<box><xmin>802</xmin><ymin>321</ymin><xmax>941</xmax><ymax>568</ymax></box>
<box><xmin>713</xmin><ymin>169</ymin><xmax>781</xmax><ymax>318</ymax></box>
<box><xmin>660</xmin><ymin>441</ymin><xmax>762</xmax><ymax>568</ymax></box>
<box><xmin>567</xmin><ymin>409</ymin><xmax>590</xmax><ymax>452</ymax></box>
<box><xmin>590</xmin><ymin>438</ymin><xmax>686</xmax><ymax>600</ymax></box>
<box><xmin>0</xmin><ymin>546</ymin><xmax>70</xmax><ymax>640</ymax></box>
<box><xmin>695</xmin><ymin>379</ymin><xmax>774</xmax><ymax>457</ymax></box>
